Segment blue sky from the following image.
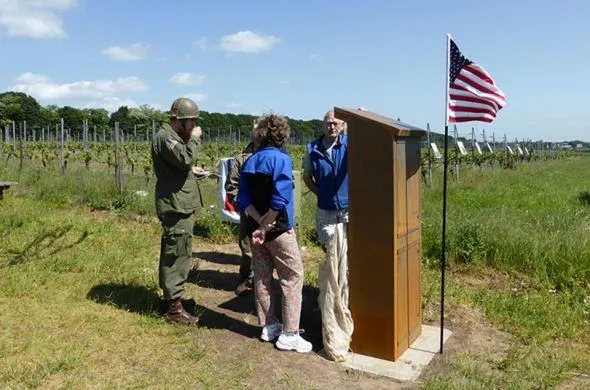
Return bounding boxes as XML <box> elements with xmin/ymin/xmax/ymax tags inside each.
<box><xmin>1</xmin><ymin>0</ymin><xmax>589</xmax><ymax>142</ymax></box>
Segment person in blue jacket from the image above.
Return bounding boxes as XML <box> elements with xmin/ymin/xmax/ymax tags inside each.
<box><xmin>237</xmin><ymin>113</ymin><xmax>312</xmax><ymax>353</ymax></box>
<box><xmin>302</xmin><ymin>110</ymin><xmax>349</xmax><ymax>251</ymax></box>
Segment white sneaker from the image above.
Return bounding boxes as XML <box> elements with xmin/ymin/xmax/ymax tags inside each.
<box><xmin>260</xmin><ymin>322</ymin><xmax>282</xmax><ymax>342</ymax></box>
<box><xmin>276</xmin><ymin>332</ymin><xmax>312</xmax><ymax>353</ymax></box>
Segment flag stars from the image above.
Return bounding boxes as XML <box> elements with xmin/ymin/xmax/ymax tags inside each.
<box><xmin>449</xmin><ymin>39</ymin><xmax>472</xmax><ymax>85</ymax></box>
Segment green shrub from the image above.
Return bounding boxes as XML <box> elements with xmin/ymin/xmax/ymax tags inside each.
<box><xmin>193</xmin><ymin>207</ymin><xmax>237</xmax><ymax>244</ymax></box>
<box><xmin>450</xmin><ymin>220</ymin><xmax>490</xmax><ymax>265</ymax></box>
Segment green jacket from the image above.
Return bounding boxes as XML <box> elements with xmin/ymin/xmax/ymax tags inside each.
<box><xmin>151</xmin><ymin>123</ymin><xmax>200</xmax><ymax>216</ymax></box>
<box><xmin>225</xmin><ymin>142</ymin><xmax>255</xmax><ymax>207</ymax></box>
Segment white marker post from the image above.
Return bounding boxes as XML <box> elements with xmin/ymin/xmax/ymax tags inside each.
<box><xmin>457</xmin><ymin>141</ymin><xmax>467</xmax><ymax>155</ymax></box>
<box><xmin>475</xmin><ymin>142</ymin><xmax>482</xmax><ymax>154</ymax></box>
<box><xmin>431</xmin><ymin>143</ymin><xmax>442</xmax><ymax>159</ymax></box>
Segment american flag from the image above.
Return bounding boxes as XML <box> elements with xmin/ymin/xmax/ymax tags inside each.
<box><xmin>448</xmin><ymin>38</ymin><xmax>506</xmax><ymax>123</ymax></box>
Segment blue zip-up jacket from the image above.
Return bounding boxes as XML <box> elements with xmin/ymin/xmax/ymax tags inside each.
<box><xmin>307</xmin><ymin>134</ymin><xmax>348</xmax><ymax>210</ymax></box>
<box><xmin>237</xmin><ymin>146</ymin><xmax>294</xmax><ymax>240</ymax></box>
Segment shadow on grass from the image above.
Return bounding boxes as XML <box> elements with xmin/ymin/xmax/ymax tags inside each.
<box><xmin>217</xmin><ymin>294</ymin><xmax>255</xmax><ymax>315</ymax></box>
<box><xmin>196</xmin><ymin>304</ymin><xmax>260</xmax><ymax>339</ymax></box>
<box><xmin>187</xmin><ymin>247</ymin><xmax>323</xmax><ymax>350</ymax></box>
<box><xmin>7</xmin><ymin>225</ymin><xmax>90</xmax><ymax>266</ymax></box>
<box><xmin>300</xmin><ymin>285</ymin><xmax>323</xmax><ymax>351</ymax></box>
<box><xmin>213</xmin><ymin>280</ymin><xmax>323</xmax><ymax>351</ymax></box>
<box><xmin>188</xmin><ymin>268</ymin><xmax>239</xmax><ymax>292</ymax></box>
<box><xmin>578</xmin><ymin>190</ymin><xmax>590</xmax><ymax>206</ymax></box>
<box><xmin>86</xmin><ymin>282</ymin><xmax>261</xmax><ymax>339</ymax></box>
<box><xmin>193</xmin><ymin>251</ymin><xmax>242</xmax><ymax>266</ymax></box>
<box><xmin>187</xmin><ymin>266</ymin><xmax>323</xmax><ymax>349</ymax></box>
<box><xmin>87</xmin><ymin>283</ymin><xmax>162</xmax><ymax>315</ymax></box>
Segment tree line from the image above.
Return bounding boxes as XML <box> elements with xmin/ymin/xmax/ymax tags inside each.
<box><xmin>0</xmin><ymin>91</ymin><xmax>324</xmax><ymax>142</ymax></box>
<box><xmin>4</xmin><ymin>91</ymin><xmax>584</xmax><ymax>149</ymax></box>
<box><xmin>0</xmin><ymin>91</ymin><xmax>462</xmax><ymax>146</ymax></box>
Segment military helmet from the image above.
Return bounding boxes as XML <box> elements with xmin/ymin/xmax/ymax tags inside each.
<box><xmin>170</xmin><ymin>97</ymin><xmax>199</xmax><ymax>120</ymax></box>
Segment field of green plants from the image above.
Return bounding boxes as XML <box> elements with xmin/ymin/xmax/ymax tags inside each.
<box><xmin>1</xmin><ymin>139</ymin><xmax>567</xmax><ymax>186</ymax></box>
<box><xmin>0</xmin><ymin>142</ymin><xmax>588</xmax><ymax>388</ymax></box>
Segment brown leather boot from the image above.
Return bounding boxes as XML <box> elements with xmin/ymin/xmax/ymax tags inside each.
<box><xmin>165</xmin><ymin>298</ymin><xmax>199</xmax><ymax>326</ymax></box>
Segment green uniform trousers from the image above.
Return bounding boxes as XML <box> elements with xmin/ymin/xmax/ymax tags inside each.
<box><xmin>158</xmin><ymin>212</ymin><xmax>195</xmax><ymax>300</ymax></box>
<box><xmin>238</xmin><ymin>210</ymin><xmax>253</xmax><ymax>281</ymax></box>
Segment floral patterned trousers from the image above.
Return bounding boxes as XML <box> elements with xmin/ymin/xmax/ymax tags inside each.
<box><xmin>251</xmin><ymin>229</ymin><xmax>303</xmax><ymax>333</ymax></box>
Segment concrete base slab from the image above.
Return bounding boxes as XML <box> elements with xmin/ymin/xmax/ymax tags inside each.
<box><xmin>340</xmin><ymin>325</ymin><xmax>452</xmax><ymax>382</ymax></box>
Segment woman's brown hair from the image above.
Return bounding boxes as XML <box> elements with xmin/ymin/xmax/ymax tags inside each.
<box><xmin>256</xmin><ymin>113</ymin><xmax>290</xmax><ymax>148</ymax></box>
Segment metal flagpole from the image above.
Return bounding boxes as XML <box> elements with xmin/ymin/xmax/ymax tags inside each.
<box><xmin>440</xmin><ymin>33</ymin><xmax>451</xmax><ymax>354</ymax></box>
<box><xmin>427</xmin><ymin>123</ymin><xmax>432</xmax><ymax>186</ymax></box>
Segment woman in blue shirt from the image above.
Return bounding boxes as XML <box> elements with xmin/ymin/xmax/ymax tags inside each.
<box><xmin>237</xmin><ymin>113</ymin><xmax>312</xmax><ymax>353</ymax></box>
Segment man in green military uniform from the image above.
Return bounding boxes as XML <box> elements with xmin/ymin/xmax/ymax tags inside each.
<box><xmin>225</xmin><ymin>121</ymin><xmax>261</xmax><ymax>296</ymax></box>
<box><xmin>152</xmin><ymin>97</ymin><xmax>202</xmax><ymax>325</ymax></box>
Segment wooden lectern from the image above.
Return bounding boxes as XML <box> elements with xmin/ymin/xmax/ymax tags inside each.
<box><xmin>334</xmin><ymin>107</ymin><xmax>426</xmax><ymax>361</ymax></box>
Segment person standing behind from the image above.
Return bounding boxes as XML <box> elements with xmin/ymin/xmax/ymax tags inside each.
<box><xmin>302</xmin><ymin>109</ymin><xmax>354</xmax><ymax>361</ymax></box>
<box><xmin>302</xmin><ymin>110</ymin><xmax>349</xmax><ymax>250</ymax></box>
<box><xmin>237</xmin><ymin>113</ymin><xmax>312</xmax><ymax>353</ymax></box>
<box><xmin>151</xmin><ymin>97</ymin><xmax>202</xmax><ymax>326</ymax></box>
<box><xmin>225</xmin><ymin>121</ymin><xmax>261</xmax><ymax>296</ymax></box>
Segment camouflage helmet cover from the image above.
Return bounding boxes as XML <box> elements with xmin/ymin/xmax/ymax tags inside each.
<box><xmin>170</xmin><ymin>97</ymin><xmax>199</xmax><ymax>120</ymax></box>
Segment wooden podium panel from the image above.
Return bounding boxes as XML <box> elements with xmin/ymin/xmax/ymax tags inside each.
<box><xmin>334</xmin><ymin>107</ymin><xmax>425</xmax><ymax>361</ymax></box>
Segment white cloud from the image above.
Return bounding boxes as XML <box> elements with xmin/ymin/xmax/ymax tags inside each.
<box><xmin>226</xmin><ymin>102</ymin><xmax>243</xmax><ymax>109</ymax></box>
<box><xmin>279</xmin><ymin>79</ymin><xmax>290</xmax><ymax>85</ymax></box>
<box><xmin>101</xmin><ymin>42</ymin><xmax>151</xmax><ymax>61</ymax></box>
<box><xmin>84</xmin><ymin>97</ymin><xmax>139</xmax><ymax>113</ymax></box>
<box><xmin>15</xmin><ymin>72</ymin><xmax>51</xmax><ymax>83</ymax></box>
<box><xmin>195</xmin><ymin>37</ymin><xmax>207</xmax><ymax>50</ymax></box>
<box><xmin>0</xmin><ymin>0</ymin><xmax>77</xmax><ymax>38</ymax></box>
<box><xmin>169</xmin><ymin>72</ymin><xmax>206</xmax><ymax>86</ymax></box>
<box><xmin>10</xmin><ymin>72</ymin><xmax>148</xmax><ymax>100</ymax></box>
<box><xmin>218</xmin><ymin>30</ymin><xmax>279</xmax><ymax>54</ymax></box>
<box><xmin>185</xmin><ymin>93</ymin><xmax>208</xmax><ymax>103</ymax></box>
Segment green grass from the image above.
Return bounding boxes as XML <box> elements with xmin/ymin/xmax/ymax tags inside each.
<box><xmin>422</xmin><ymin>157</ymin><xmax>590</xmax><ymax>292</ymax></box>
<box><xmin>0</xmin><ymin>153</ymin><xmax>589</xmax><ymax>388</ymax></box>
<box><xmin>0</xmin><ymin>196</ymin><xmax>257</xmax><ymax>388</ymax></box>
<box><xmin>420</xmin><ymin>264</ymin><xmax>589</xmax><ymax>389</ymax></box>
<box><xmin>419</xmin><ymin>156</ymin><xmax>590</xmax><ymax>388</ymax></box>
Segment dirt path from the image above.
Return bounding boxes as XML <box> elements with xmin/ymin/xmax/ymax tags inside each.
<box><xmin>187</xmin><ymin>240</ymin><xmax>536</xmax><ymax>389</ymax></box>
<box><xmin>189</xmin><ymin>241</ymin><xmax>416</xmax><ymax>389</ymax></box>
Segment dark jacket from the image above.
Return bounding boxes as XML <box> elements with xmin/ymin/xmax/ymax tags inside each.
<box><xmin>237</xmin><ymin>146</ymin><xmax>295</xmax><ymax>241</ymax></box>
<box><xmin>225</xmin><ymin>142</ymin><xmax>255</xmax><ymax>207</ymax></box>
